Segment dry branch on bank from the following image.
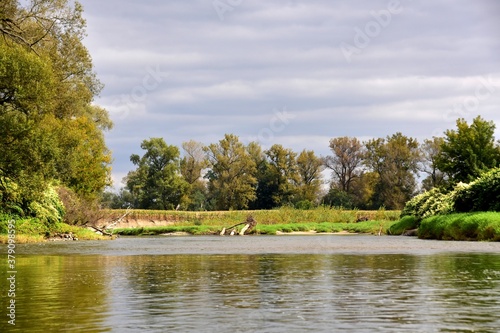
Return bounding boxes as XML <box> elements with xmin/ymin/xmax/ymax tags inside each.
<box><xmin>220</xmin><ymin>216</ymin><xmax>257</xmax><ymax>236</ymax></box>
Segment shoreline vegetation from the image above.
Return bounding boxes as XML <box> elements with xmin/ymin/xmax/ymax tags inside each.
<box><xmin>1</xmin><ymin>208</ymin><xmax>400</xmax><ymax>243</ymax></box>
<box><xmin>3</xmin><ymin>207</ymin><xmax>500</xmax><ymax>243</ymax></box>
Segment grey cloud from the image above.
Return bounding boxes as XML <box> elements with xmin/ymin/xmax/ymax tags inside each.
<box><xmin>79</xmin><ymin>0</ymin><xmax>500</xmax><ymax>189</ymax></box>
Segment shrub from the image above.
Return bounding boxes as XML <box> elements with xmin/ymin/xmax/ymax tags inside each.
<box><xmin>0</xmin><ymin>176</ymin><xmax>23</xmax><ymax>215</ymax></box>
<box><xmin>28</xmin><ymin>185</ymin><xmax>65</xmax><ymax>225</ymax></box>
<box><xmin>401</xmin><ymin>182</ymin><xmax>473</xmax><ymax>221</ymax></box>
<box><xmin>401</xmin><ymin>188</ymin><xmax>446</xmax><ymax>220</ymax></box>
<box><xmin>295</xmin><ymin>200</ymin><xmax>314</xmax><ymax>210</ymax></box>
<box><xmin>57</xmin><ymin>186</ymin><xmax>104</xmax><ymax>225</ymax></box>
<box><xmin>454</xmin><ymin>168</ymin><xmax>500</xmax><ymax>212</ymax></box>
<box><xmin>401</xmin><ymin>188</ymin><xmax>434</xmax><ymax>218</ymax></box>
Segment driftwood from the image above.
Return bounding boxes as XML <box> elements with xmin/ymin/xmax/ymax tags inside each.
<box><xmin>220</xmin><ymin>216</ymin><xmax>257</xmax><ymax>236</ymax></box>
<box><xmin>89</xmin><ymin>225</ymin><xmax>114</xmax><ymax>237</ymax></box>
<box><xmin>92</xmin><ymin>206</ymin><xmax>132</xmax><ymax>237</ymax></box>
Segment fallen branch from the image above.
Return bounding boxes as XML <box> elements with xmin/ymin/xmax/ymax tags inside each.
<box><xmin>89</xmin><ymin>226</ymin><xmax>113</xmax><ymax>237</ymax></box>
<box><xmin>103</xmin><ymin>205</ymin><xmax>132</xmax><ymax>230</ymax></box>
<box><xmin>220</xmin><ymin>215</ymin><xmax>258</xmax><ymax>236</ymax></box>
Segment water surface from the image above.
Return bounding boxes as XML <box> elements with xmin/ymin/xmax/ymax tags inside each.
<box><xmin>2</xmin><ymin>235</ymin><xmax>500</xmax><ymax>332</ymax></box>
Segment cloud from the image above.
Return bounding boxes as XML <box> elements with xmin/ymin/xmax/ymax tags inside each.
<box><xmin>79</xmin><ymin>0</ymin><xmax>500</xmax><ymax>189</ymax></box>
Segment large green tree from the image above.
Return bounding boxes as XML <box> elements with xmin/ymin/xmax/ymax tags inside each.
<box><xmin>204</xmin><ymin>134</ymin><xmax>257</xmax><ymax>210</ymax></box>
<box><xmin>436</xmin><ymin>116</ymin><xmax>500</xmax><ymax>183</ymax></box>
<box><xmin>126</xmin><ymin>138</ymin><xmax>188</xmax><ymax>210</ymax></box>
<box><xmin>263</xmin><ymin>144</ymin><xmax>300</xmax><ymax>207</ymax></box>
<box><xmin>0</xmin><ymin>0</ymin><xmax>112</xmax><ymax>217</ymax></box>
<box><xmin>295</xmin><ymin>149</ymin><xmax>323</xmax><ymax>203</ymax></box>
<box><xmin>364</xmin><ymin>133</ymin><xmax>420</xmax><ymax>209</ymax></box>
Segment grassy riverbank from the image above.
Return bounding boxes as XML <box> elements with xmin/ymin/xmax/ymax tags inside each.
<box><xmin>0</xmin><ymin>216</ymin><xmax>109</xmax><ymax>244</ymax></box>
<box><xmin>105</xmin><ymin>207</ymin><xmax>401</xmax><ymax>226</ymax></box>
<box><xmin>388</xmin><ymin>212</ymin><xmax>500</xmax><ymax>241</ymax></box>
<box><xmin>0</xmin><ymin>207</ymin><xmax>401</xmax><ymax>242</ymax></box>
<box><xmin>418</xmin><ymin>212</ymin><xmax>500</xmax><ymax>241</ymax></box>
<box><xmin>113</xmin><ymin>220</ymin><xmax>397</xmax><ymax>236</ymax></box>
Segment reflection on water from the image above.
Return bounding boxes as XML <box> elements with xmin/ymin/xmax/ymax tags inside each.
<box><xmin>2</xmin><ymin>237</ymin><xmax>500</xmax><ymax>332</ymax></box>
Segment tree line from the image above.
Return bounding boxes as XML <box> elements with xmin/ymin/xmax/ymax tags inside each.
<box><xmin>104</xmin><ymin>115</ymin><xmax>500</xmax><ymax>211</ymax></box>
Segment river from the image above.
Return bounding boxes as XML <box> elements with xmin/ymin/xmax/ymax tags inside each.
<box><xmin>2</xmin><ymin>235</ymin><xmax>500</xmax><ymax>332</ymax></box>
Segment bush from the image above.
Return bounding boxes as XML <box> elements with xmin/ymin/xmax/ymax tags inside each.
<box><xmin>401</xmin><ymin>181</ymin><xmax>475</xmax><ymax>221</ymax></box>
<box><xmin>295</xmin><ymin>200</ymin><xmax>314</xmax><ymax>210</ymax></box>
<box><xmin>0</xmin><ymin>176</ymin><xmax>23</xmax><ymax>215</ymax></box>
<box><xmin>57</xmin><ymin>186</ymin><xmax>103</xmax><ymax>225</ymax></box>
<box><xmin>401</xmin><ymin>188</ymin><xmax>437</xmax><ymax>218</ymax></box>
<box><xmin>28</xmin><ymin>185</ymin><xmax>65</xmax><ymax>225</ymax></box>
<box><xmin>454</xmin><ymin>168</ymin><xmax>500</xmax><ymax>213</ymax></box>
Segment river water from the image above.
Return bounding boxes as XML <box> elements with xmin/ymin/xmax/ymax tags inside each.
<box><xmin>2</xmin><ymin>235</ymin><xmax>500</xmax><ymax>332</ymax></box>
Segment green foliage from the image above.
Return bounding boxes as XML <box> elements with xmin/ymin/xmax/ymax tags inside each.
<box><xmin>0</xmin><ymin>1</ymin><xmax>112</xmax><ymax>220</ymax></box>
<box><xmin>295</xmin><ymin>200</ymin><xmax>314</xmax><ymax>210</ymax></box>
<box><xmin>436</xmin><ymin>116</ymin><xmax>500</xmax><ymax>183</ymax></box>
<box><xmin>419</xmin><ymin>212</ymin><xmax>500</xmax><ymax>241</ymax></box>
<box><xmin>126</xmin><ymin>138</ymin><xmax>189</xmax><ymax>210</ymax></box>
<box><xmin>0</xmin><ymin>176</ymin><xmax>23</xmax><ymax>215</ymax></box>
<box><xmin>0</xmin><ymin>183</ymin><xmax>64</xmax><ymax>225</ymax></box>
<box><xmin>453</xmin><ymin>168</ymin><xmax>500</xmax><ymax>212</ymax></box>
<box><xmin>401</xmin><ymin>187</ymin><xmax>449</xmax><ymax>220</ymax></box>
<box><xmin>204</xmin><ymin>134</ymin><xmax>257</xmax><ymax>210</ymax></box>
<box><xmin>295</xmin><ymin>149</ymin><xmax>323</xmax><ymax>203</ymax></box>
<box><xmin>105</xmin><ymin>207</ymin><xmax>399</xmax><ymax>227</ymax></box>
<box><xmin>322</xmin><ymin>188</ymin><xmax>355</xmax><ymax>209</ymax></box>
<box><xmin>28</xmin><ymin>185</ymin><xmax>65</xmax><ymax>225</ymax></box>
<box><xmin>401</xmin><ymin>168</ymin><xmax>500</xmax><ymax>222</ymax></box>
<box><xmin>101</xmin><ymin>189</ymin><xmax>134</xmax><ymax>209</ymax></box>
<box><xmin>364</xmin><ymin>133</ymin><xmax>420</xmax><ymax>209</ymax></box>
<box><xmin>255</xmin><ymin>144</ymin><xmax>300</xmax><ymax>207</ymax></box>
<box><xmin>387</xmin><ymin>216</ymin><xmax>418</xmax><ymax>235</ymax></box>
<box><xmin>421</xmin><ymin>137</ymin><xmax>448</xmax><ymax>190</ymax></box>
<box><xmin>113</xmin><ymin>220</ymin><xmax>396</xmax><ymax>236</ymax></box>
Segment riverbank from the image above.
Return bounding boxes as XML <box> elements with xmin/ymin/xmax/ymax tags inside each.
<box><xmin>0</xmin><ymin>218</ymin><xmax>111</xmax><ymax>244</ymax></box>
<box><xmin>98</xmin><ymin>207</ymin><xmax>401</xmax><ymax>229</ymax></box>
<box><xmin>113</xmin><ymin>220</ymin><xmax>396</xmax><ymax>236</ymax></box>
<box><xmin>388</xmin><ymin>212</ymin><xmax>500</xmax><ymax>241</ymax></box>
<box><xmin>0</xmin><ymin>208</ymin><xmax>400</xmax><ymax>242</ymax></box>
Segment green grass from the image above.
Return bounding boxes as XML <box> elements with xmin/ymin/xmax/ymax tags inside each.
<box><xmin>387</xmin><ymin>216</ymin><xmax>419</xmax><ymax>235</ymax></box>
<box><xmin>105</xmin><ymin>207</ymin><xmax>400</xmax><ymax>226</ymax></box>
<box><xmin>0</xmin><ymin>207</ymin><xmax>402</xmax><ymax>242</ymax></box>
<box><xmin>113</xmin><ymin>220</ymin><xmax>396</xmax><ymax>236</ymax></box>
<box><xmin>114</xmin><ymin>225</ymin><xmax>221</xmax><ymax>236</ymax></box>
<box><xmin>418</xmin><ymin>212</ymin><xmax>500</xmax><ymax>241</ymax></box>
<box><xmin>0</xmin><ymin>215</ymin><xmax>110</xmax><ymax>243</ymax></box>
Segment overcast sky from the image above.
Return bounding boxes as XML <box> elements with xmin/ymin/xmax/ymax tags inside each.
<box><xmin>78</xmin><ymin>0</ymin><xmax>500</xmax><ymax>189</ymax></box>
